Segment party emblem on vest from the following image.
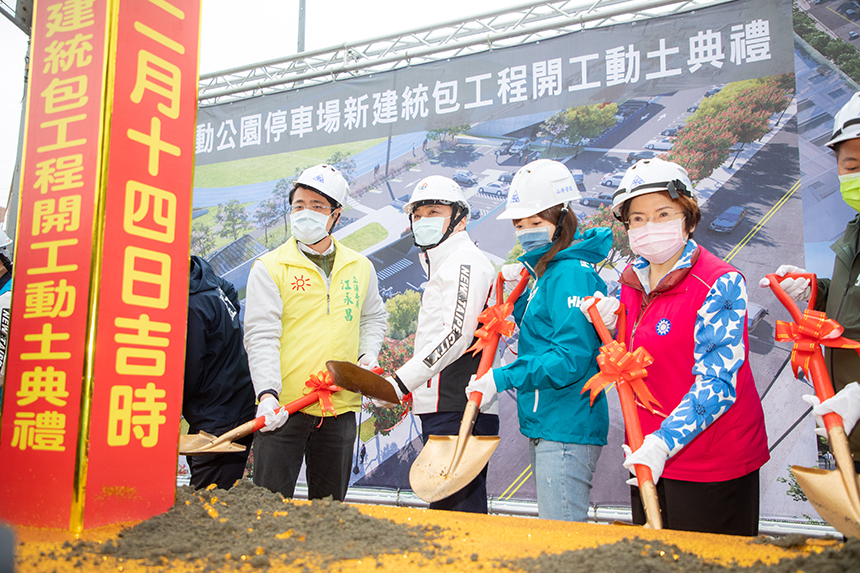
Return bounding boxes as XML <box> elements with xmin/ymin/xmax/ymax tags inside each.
<box><xmin>655</xmin><ymin>317</ymin><xmax>671</xmax><ymax>336</ymax></box>
<box><xmin>291</xmin><ymin>274</ymin><xmax>311</xmax><ymax>291</ymax></box>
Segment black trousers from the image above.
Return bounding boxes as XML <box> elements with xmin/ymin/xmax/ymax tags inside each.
<box><xmin>419</xmin><ymin>411</ymin><xmax>499</xmax><ymax>514</ymax></box>
<box><xmin>253</xmin><ymin>411</ymin><xmax>356</xmax><ymax>501</ymax></box>
<box><xmin>187</xmin><ymin>430</ymin><xmax>252</xmax><ymax>491</ymax></box>
<box><xmin>631</xmin><ymin>469</ymin><xmax>760</xmax><ymax>536</ymax></box>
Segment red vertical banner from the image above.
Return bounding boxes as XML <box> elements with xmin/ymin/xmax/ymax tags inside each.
<box><xmin>0</xmin><ymin>0</ymin><xmax>111</xmax><ymax>529</ymax></box>
<box><xmin>83</xmin><ymin>0</ymin><xmax>199</xmax><ymax>528</ymax></box>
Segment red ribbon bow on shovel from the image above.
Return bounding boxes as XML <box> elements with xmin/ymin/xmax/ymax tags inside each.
<box><xmin>581</xmin><ymin>340</ymin><xmax>661</xmax><ymax>415</ymax></box>
<box><xmin>467</xmin><ymin>302</ymin><xmax>517</xmax><ymax>356</ymax></box>
<box><xmin>467</xmin><ymin>272</ymin><xmax>523</xmax><ymax>356</ymax></box>
<box><xmin>774</xmin><ymin>309</ymin><xmax>860</xmax><ymax>380</ymax></box>
<box><xmin>304</xmin><ymin>370</ymin><xmax>340</xmax><ymax>417</ymax></box>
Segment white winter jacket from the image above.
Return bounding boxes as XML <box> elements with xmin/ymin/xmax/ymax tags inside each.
<box><xmin>395</xmin><ymin>231</ymin><xmax>497</xmax><ymax>415</ymax></box>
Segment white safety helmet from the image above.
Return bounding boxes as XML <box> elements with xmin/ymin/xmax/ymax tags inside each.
<box><xmin>403</xmin><ymin>175</ymin><xmax>470</xmax><ymax>219</ymax></box>
<box><xmin>497</xmin><ymin>159</ymin><xmax>580</xmax><ymax>220</ymax></box>
<box><xmin>293</xmin><ymin>164</ymin><xmax>349</xmax><ymax>207</ymax></box>
<box><xmin>611</xmin><ymin>157</ymin><xmax>696</xmax><ymax>219</ymax></box>
<box><xmin>827</xmin><ymin>92</ymin><xmax>860</xmax><ymax>149</ymax></box>
<box><xmin>0</xmin><ymin>228</ymin><xmax>10</xmax><ymax>248</ymax></box>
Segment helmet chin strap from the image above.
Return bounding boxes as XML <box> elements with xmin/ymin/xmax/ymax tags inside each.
<box><xmin>416</xmin><ymin>205</ymin><xmax>467</xmax><ymax>251</ymax></box>
<box><xmin>551</xmin><ymin>205</ymin><xmax>568</xmax><ymax>242</ymax></box>
<box><xmin>300</xmin><ymin>210</ymin><xmax>341</xmax><ymax>246</ymax></box>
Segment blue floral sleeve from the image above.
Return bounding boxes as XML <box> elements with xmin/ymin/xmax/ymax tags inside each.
<box><xmin>652</xmin><ymin>272</ymin><xmax>747</xmax><ymax>456</ymax></box>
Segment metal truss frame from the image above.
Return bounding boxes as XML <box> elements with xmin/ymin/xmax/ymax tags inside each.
<box><xmin>198</xmin><ymin>0</ymin><xmax>732</xmax><ymax>106</ymax></box>
<box><xmin>0</xmin><ymin>0</ymin><xmax>33</xmax><ymax>35</ymax></box>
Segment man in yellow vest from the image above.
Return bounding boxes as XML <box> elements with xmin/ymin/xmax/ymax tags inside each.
<box><xmin>244</xmin><ymin>164</ymin><xmax>388</xmax><ymax>500</ymax></box>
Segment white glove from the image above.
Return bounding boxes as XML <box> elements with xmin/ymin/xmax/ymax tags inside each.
<box><xmin>622</xmin><ymin>434</ymin><xmax>671</xmax><ymax>486</ymax></box>
<box><xmin>371</xmin><ymin>376</ymin><xmax>405</xmax><ymax>408</ymax></box>
<box><xmin>501</xmin><ymin>263</ymin><xmax>524</xmax><ymax>282</ymax></box>
<box><xmin>758</xmin><ymin>264</ymin><xmax>811</xmax><ymax>302</ymax></box>
<box><xmin>579</xmin><ymin>291</ymin><xmax>620</xmax><ymax>331</ymax></box>
<box><xmin>802</xmin><ymin>382</ymin><xmax>860</xmax><ymax>438</ymax></box>
<box><xmin>256</xmin><ymin>395</ymin><xmax>289</xmax><ymax>432</ymax></box>
<box><xmin>465</xmin><ymin>370</ymin><xmax>497</xmax><ymax>405</ymax></box>
<box><xmin>358</xmin><ymin>353</ymin><xmax>379</xmax><ymax>370</ymax></box>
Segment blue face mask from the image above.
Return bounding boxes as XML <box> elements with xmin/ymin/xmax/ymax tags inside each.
<box><xmin>516</xmin><ymin>227</ymin><xmax>552</xmax><ymax>253</ymax></box>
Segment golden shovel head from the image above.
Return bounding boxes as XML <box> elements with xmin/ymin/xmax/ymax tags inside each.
<box><xmin>792</xmin><ymin>464</ymin><xmax>860</xmax><ymax>539</ymax></box>
<box><xmin>179</xmin><ymin>432</ymin><xmax>247</xmax><ymax>456</ymax></box>
<box><xmin>326</xmin><ymin>360</ymin><xmax>401</xmax><ymax>403</ymax></box>
<box><xmin>409</xmin><ymin>435</ymin><xmax>500</xmax><ymax>503</ymax></box>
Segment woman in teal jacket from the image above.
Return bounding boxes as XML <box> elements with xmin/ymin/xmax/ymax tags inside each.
<box><xmin>467</xmin><ymin>159</ymin><xmax>612</xmax><ymax>522</ymax></box>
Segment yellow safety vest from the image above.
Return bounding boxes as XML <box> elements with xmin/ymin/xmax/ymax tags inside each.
<box><xmin>258</xmin><ymin>237</ymin><xmax>371</xmax><ymax>416</ymax></box>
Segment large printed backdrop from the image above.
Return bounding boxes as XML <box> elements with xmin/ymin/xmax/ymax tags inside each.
<box><xmin>189</xmin><ymin>0</ymin><xmax>844</xmax><ymax>524</ymax></box>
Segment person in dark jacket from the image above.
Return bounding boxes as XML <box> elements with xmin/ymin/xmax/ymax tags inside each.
<box><xmin>762</xmin><ymin>93</ymin><xmax>860</xmax><ymax>471</ymax></box>
<box><xmin>184</xmin><ymin>256</ymin><xmax>256</xmax><ymax>489</ymax></box>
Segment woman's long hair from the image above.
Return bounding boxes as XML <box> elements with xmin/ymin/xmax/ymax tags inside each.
<box><xmin>527</xmin><ymin>202</ymin><xmax>579</xmax><ymax>278</ymax></box>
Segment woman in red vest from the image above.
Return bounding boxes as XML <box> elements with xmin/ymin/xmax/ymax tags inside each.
<box><xmin>582</xmin><ymin>158</ymin><xmax>769</xmax><ymax>535</ymax></box>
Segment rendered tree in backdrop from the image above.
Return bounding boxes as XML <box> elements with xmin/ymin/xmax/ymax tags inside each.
<box><xmin>363</xmin><ymin>334</ymin><xmax>416</xmax><ymax>435</ymax></box>
<box><xmin>384</xmin><ymin>289</ymin><xmax>421</xmax><ymax>340</ymax></box>
<box><xmin>327</xmin><ymin>151</ymin><xmax>357</xmax><ymax>185</ymax></box>
<box><xmin>537</xmin><ymin>110</ymin><xmax>569</xmax><ymax>154</ymax></box>
<box><xmin>253</xmin><ymin>198</ymin><xmax>281</xmax><ymax>248</ymax></box>
<box><xmin>215</xmin><ymin>199</ymin><xmax>251</xmax><ymax>241</ymax></box>
<box><xmin>190</xmin><ymin>221</ymin><xmax>216</xmax><ymax>257</ymax></box>
<box><xmin>581</xmin><ymin>206</ymin><xmax>634</xmax><ymax>270</ymax></box>
<box><xmin>559</xmin><ymin>103</ymin><xmax>618</xmax><ymax>154</ymax></box>
<box><xmin>272</xmin><ymin>178</ymin><xmax>291</xmax><ymax>236</ymax></box>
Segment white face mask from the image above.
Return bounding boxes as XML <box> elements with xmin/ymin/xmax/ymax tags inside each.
<box><xmin>290</xmin><ymin>209</ymin><xmax>331</xmax><ymax>245</ymax></box>
<box><xmin>627</xmin><ymin>218</ymin><xmax>687</xmax><ymax>265</ymax></box>
<box><xmin>411</xmin><ymin>216</ymin><xmax>447</xmax><ymax>247</ymax></box>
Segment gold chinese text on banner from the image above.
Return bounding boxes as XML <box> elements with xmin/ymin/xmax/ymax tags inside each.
<box><xmin>0</xmin><ymin>0</ymin><xmax>200</xmax><ymax>532</ymax></box>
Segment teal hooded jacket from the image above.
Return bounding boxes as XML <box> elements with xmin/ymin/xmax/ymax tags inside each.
<box><xmin>494</xmin><ymin>226</ymin><xmax>612</xmax><ymax>444</ymax></box>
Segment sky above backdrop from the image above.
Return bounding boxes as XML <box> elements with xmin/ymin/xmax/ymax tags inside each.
<box><xmin>0</xmin><ymin>0</ymin><xmax>526</xmax><ymax>212</ymax></box>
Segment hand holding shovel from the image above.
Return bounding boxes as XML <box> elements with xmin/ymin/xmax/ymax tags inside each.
<box><xmin>180</xmin><ymin>385</ymin><xmax>340</xmax><ymax>455</ymax></box>
<box><xmin>182</xmin><ymin>367</ymin><xmax>384</xmax><ymax>456</ymax></box>
<box><xmin>582</xmin><ymin>301</ymin><xmax>662</xmax><ymax>529</ymax></box>
<box><xmin>766</xmin><ymin>272</ymin><xmax>860</xmax><ymax>538</ymax></box>
<box><xmin>409</xmin><ymin>269</ymin><xmax>530</xmax><ymax>503</ymax></box>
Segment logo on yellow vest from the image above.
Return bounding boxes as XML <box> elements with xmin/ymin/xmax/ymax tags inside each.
<box><xmin>291</xmin><ymin>274</ymin><xmax>311</xmax><ymax>291</ymax></box>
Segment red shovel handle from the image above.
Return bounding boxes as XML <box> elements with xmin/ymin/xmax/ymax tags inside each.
<box><xmin>250</xmin><ymin>386</ymin><xmax>342</xmax><ymax>432</ymax></box>
<box><xmin>765</xmin><ymin>272</ymin><xmax>818</xmax><ymax>323</ymax></box>
<box><xmin>474</xmin><ymin>269</ymin><xmax>530</xmax><ymax>378</ymax></box>
<box><xmin>471</xmin><ymin>269</ymin><xmax>530</xmax><ymax>406</ymax></box>
<box><xmin>586</xmin><ymin>303</ymin><xmax>654</xmax><ymax>485</ymax></box>
<box><xmin>251</xmin><ymin>369</ymin><xmax>383</xmax><ymax>433</ymax></box>
<box><xmin>766</xmin><ymin>272</ymin><xmax>843</xmax><ymax>430</ymax></box>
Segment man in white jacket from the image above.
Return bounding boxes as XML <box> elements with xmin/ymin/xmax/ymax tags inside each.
<box><xmin>244</xmin><ymin>164</ymin><xmax>388</xmax><ymax>501</ymax></box>
<box><xmin>381</xmin><ymin>175</ymin><xmax>497</xmax><ymax>513</ymax></box>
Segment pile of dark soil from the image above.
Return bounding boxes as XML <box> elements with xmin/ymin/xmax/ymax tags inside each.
<box><xmin>58</xmin><ymin>480</ymin><xmax>447</xmax><ymax>571</ymax></box>
<box><xmin>498</xmin><ymin>537</ymin><xmax>860</xmax><ymax>573</ymax></box>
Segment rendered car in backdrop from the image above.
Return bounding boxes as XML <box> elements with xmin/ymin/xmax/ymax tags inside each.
<box><xmin>627</xmin><ymin>150</ymin><xmax>658</xmax><ymax>163</ymax></box>
<box><xmin>709</xmin><ymin>205</ymin><xmax>747</xmax><ymax>233</ymax></box>
<box><xmin>453</xmin><ymin>170</ymin><xmax>478</xmax><ymax>186</ymax></box>
<box><xmin>479</xmin><ymin>181</ymin><xmax>509</xmax><ymax>196</ymax></box>
<box><xmin>508</xmin><ymin>137</ymin><xmax>531</xmax><ymax>155</ymax></box>
<box><xmin>644</xmin><ymin>138</ymin><xmax>675</xmax><ymax>151</ymax></box>
<box><xmin>579</xmin><ymin>191</ymin><xmax>614</xmax><ymax>208</ymax></box>
<box><xmin>600</xmin><ymin>173</ymin><xmax>625</xmax><ymax>187</ymax></box>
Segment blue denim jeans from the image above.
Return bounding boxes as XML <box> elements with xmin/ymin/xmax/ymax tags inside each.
<box><xmin>529</xmin><ymin>439</ymin><xmax>602</xmax><ymax>522</ymax></box>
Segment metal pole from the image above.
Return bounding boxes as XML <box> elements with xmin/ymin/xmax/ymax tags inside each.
<box><xmin>297</xmin><ymin>0</ymin><xmax>306</xmax><ymax>53</ymax></box>
<box><xmin>5</xmin><ymin>38</ymin><xmax>31</xmax><ymax>261</ymax></box>
<box><xmin>384</xmin><ymin>134</ymin><xmax>392</xmax><ymax>178</ymax></box>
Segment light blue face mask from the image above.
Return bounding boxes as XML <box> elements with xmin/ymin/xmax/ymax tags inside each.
<box><xmin>411</xmin><ymin>216</ymin><xmax>447</xmax><ymax>247</ymax></box>
<box><xmin>516</xmin><ymin>227</ymin><xmax>552</xmax><ymax>253</ymax></box>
